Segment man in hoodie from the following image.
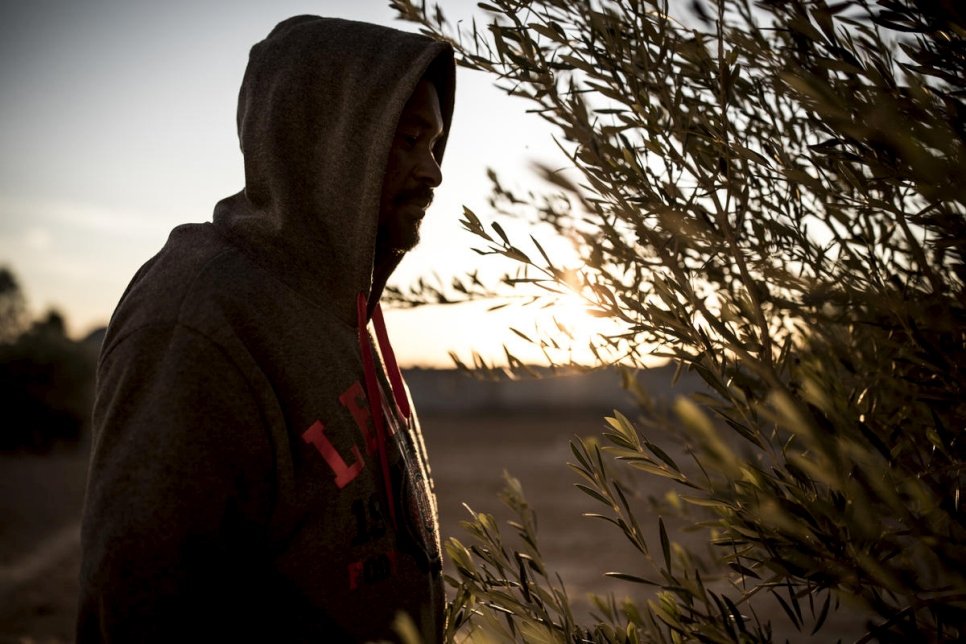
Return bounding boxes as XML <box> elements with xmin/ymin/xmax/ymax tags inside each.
<box><xmin>78</xmin><ymin>16</ymin><xmax>454</xmax><ymax>643</ymax></box>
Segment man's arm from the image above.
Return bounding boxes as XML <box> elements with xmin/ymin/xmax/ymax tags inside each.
<box><xmin>77</xmin><ymin>324</ymin><xmax>276</xmax><ymax>643</ymax></box>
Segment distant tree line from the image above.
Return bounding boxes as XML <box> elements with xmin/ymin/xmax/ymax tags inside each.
<box><xmin>0</xmin><ymin>266</ymin><xmax>97</xmax><ymax>451</ymax></box>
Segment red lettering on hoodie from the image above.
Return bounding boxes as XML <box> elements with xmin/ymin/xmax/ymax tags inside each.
<box><xmin>339</xmin><ymin>380</ymin><xmax>379</xmax><ymax>455</ymax></box>
<box><xmin>302</xmin><ymin>420</ymin><xmax>364</xmax><ymax>488</ymax></box>
<box><xmin>347</xmin><ymin>550</ymin><xmax>399</xmax><ymax>590</ymax></box>
<box><xmin>302</xmin><ymin>379</ymin><xmax>394</xmax><ymax>490</ymax></box>
<box><xmin>347</xmin><ymin>560</ymin><xmax>364</xmax><ymax>590</ymax></box>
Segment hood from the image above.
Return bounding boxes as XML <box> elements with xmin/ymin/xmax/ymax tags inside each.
<box><xmin>213</xmin><ymin>15</ymin><xmax>455</xmax><ymax>326</ymax></box>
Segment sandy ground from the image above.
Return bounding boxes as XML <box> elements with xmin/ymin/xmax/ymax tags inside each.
<box><xmin>0</xmin><ymin>412</ymin><xmax>867</xmax><ymax>642</ymax></box>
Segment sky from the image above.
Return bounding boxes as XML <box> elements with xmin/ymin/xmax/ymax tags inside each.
<box><xmin>0</xmin><ymin>0</ymin><xmax>614</xmax><ymax>367</ymax></box>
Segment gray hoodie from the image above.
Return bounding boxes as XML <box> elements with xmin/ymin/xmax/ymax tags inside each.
<box><xmin>78</xmin><ymin>16</ymin><xmax>455</xmax><ymax>642</ymax></box>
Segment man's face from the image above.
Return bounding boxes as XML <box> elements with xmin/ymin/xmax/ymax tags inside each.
<box><xmin>378</xmin><ymin>79</ymin><xmax>445</xmax><ymax>254</ymax></box>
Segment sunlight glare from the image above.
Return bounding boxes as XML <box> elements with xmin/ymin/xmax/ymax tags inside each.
<box><xmin>534</xmin><ymin>290</ymin><xmax>629</xmax><ymax>366</ymax></box>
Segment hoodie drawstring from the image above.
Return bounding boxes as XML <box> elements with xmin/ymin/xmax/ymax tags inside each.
<box><xmin>356</xmin><ymin>292</ymin><xmax>402</xmax><ymax>531</ymax></box>
<box><xmin>371</xmin><ymin>302</ymin><xmax>411</xmax><ymax>420</ymax></box>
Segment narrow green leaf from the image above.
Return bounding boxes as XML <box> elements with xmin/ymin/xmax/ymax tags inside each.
<box><xmin>728</xmin><ymin>562</ymin><xmax>761</xmax><ymax>579</ymax></box>
<box><xmin>575</xmin><ymin>483</ymin><xmax>613</xmax><ymax>507</ymax></box>
<box><xmin>811</xmin><ymin>591</ymin><xmax>832</xmax><ymax>634</ymax></box>
<box><xmin>659</xmin><ymin>517</ymin><xmax>671</xmax><ymax>574</ymax></box>
<box><xmin>491</xmin><ymin>220</ymin><xmax>510</xmax><ymax>245</ymax></box>
<box><xmin>604</xmin><ymin>572</ymin><xmax>659</xmax><ymax>585</ymax></box>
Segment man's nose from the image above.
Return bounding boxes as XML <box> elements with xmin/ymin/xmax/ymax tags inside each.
<box><xmin>416</xmin><ymin>150</ymin><xmax>443</xmax><ymax>188</ymax></box>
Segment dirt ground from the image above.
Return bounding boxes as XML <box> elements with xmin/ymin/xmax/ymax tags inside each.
<box><xmin>0</xmin><ymin>412</ymin><xmax>867</xmax><ymax>642</ymax></box>
<box><xmin>0</xmin><ymin>445</ymin><xmax>88</xmax><ymax>644</ymax></box>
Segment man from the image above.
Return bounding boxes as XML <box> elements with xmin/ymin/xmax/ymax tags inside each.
<box><xmin>78</xmin><ymin>16</ymin><xmax>455</xmax><ymax>642</ymax></box>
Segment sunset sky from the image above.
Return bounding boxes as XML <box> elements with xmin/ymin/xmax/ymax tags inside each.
<box><xmin>0</xmin><ymin>0</ymin><xmax>624</xmax><ymax>367</ymax></box>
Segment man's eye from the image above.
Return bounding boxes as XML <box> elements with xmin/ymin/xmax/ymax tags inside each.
<box><xmin>400</xmin><ymin>133</ymin><xmax>420</xmax><ymax>147</ymax></box>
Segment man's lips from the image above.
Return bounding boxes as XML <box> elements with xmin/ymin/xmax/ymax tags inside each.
<box><xmin>397</xmin><ymin>189</ymin><xmax>434</xmax><ymax>210</ymax></box>
<box><xmin>407</xmin><ymin>197</ymin><xmax>433</xmax><ymax>209</ymax></box>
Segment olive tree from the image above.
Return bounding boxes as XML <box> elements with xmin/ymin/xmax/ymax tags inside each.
<box><xmin>393</xmin><ymin>0</ymin><xmax>965</xmax><ymax>641</ymax></box>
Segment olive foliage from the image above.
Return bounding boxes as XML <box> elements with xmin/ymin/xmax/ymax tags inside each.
<box><xmin>394</xmin><ymin>0</ymin><xmax>965</xmax><ymax>641</ymax></box>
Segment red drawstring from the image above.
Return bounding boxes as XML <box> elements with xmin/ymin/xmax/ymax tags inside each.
<box><xmin>356</xmin><ymin>292</ymin><xmax>397</xmax><ymax>531</ymax></box>
<box><xmin>372</xmin><ymin>303</ymin><xmax>411</xmax><ymax>420</ymax></box>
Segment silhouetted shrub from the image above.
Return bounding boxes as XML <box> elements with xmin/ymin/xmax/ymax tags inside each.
<box><xmin>0</xmin><ymin>310</ymin><xmax>96</xmax><ymax>451</ymax></box>
<box><xmin>0</xmin><ymin>266</ymin><xmax>28</xmax><ymax>344</ymax></box>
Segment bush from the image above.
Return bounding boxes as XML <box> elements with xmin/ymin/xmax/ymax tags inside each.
<box><xmin>0</xmin><ymin>311</ymin><xmax>96</xmax><ymax>451</ymax></box>
<box><xmin>394</xmin><ymin>0</ymin><xmax>966</xmax><ymax>641</ymax></box>
<box><xmin>0</xmin><ymin>266</ymin><xmax>28</xmax><ymax>344</ymax></box>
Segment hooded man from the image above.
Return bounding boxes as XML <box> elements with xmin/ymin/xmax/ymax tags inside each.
<box><xmin>78</xmin><ymin>16</ymin><xmax>455</xmax><ymax>643</ymax></box>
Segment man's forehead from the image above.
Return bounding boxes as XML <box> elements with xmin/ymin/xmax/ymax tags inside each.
<box><xmin>400</xmin><ymin>81</ymin><xmax>444</xmax><ymax>129</ymax></box>
<box><xmin>400</xmin><ymin>111</ymin><xmax>442</xmax><ymax>130</ymax></box>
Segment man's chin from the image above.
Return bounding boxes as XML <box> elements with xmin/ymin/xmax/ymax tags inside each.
<box><xmin>383</xmin><ymin>226</ymin><xmax>421</xmax><ymax>255</ymax></box>
<box><xmin>395</xmin><ymin>230</ymin><xmax>420</xmax><ymax>253</ymax></box>
<box><xmin>397</xmin><ymin>213</ymin><xmax>423</xmax><ymax>250</ymax></box>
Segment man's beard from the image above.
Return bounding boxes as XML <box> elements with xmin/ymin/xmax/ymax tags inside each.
<box><xmin>394</xmin><ymin>185</ymin><xmax>434</xmax><ymax>210</ymax></box>
<box><xmin>375</xmin><ymin>218</ymin><xmax>421</xmax><ymax>256</ymax></box>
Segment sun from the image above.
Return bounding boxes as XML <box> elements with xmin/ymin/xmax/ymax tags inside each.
<box><xmin>528</xmin><ymin>290</ymin><xmax>627</xmax><ymax>365</ymax></box>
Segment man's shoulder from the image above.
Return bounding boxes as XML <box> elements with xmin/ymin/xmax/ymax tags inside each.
<box><xmin>157</xmin><ymin>222</ymin><xmax>271</xmax><ymax>298</ymax></box>
<box><xmin>105</xmin><ymin>223</ymin><xmax>267</xmax><ymax>342</ymax></box>
<box><xmin>129</xmin><ymin>222</ymin><xmax>245</xmax><ymax>301</ymax></box>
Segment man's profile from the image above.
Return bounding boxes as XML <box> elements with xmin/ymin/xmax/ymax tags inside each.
<box><xmin>78</xmin><ymin>15</ymin><xmax>455</xmax><ymax>642</ymax></box>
